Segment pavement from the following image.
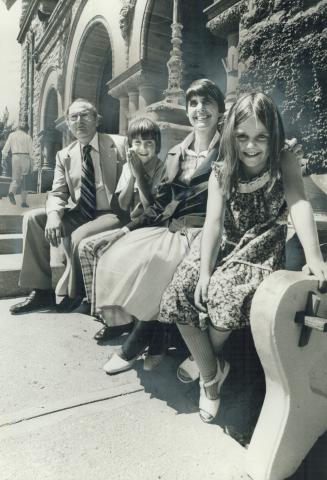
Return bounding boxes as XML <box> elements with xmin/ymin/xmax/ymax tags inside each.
<box><xmin>2</xmin><ymin>299</ymin><xmax>326</xmax><ymax>480</ymax></box>
<box><xmin>0</xmin><ymin>297</ymin><xmax>249</xmax><ymax>480</ymax></box>
<box><xmin>1</xmin><ymin>187</ymin><xmax>327</xmax><ymax>480</ymax></box>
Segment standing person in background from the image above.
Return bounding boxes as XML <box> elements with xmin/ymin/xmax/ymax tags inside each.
<box><xmin>9</xmin><ymin>98</ymin><xmax>127</xmax><ymax>315</ymax></box>
<box><xmin>2</xmin><ymin>122</ymin><xmax>33</xmax><ymax>207</ymax></box>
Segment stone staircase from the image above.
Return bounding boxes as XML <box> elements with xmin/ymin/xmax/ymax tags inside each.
<box><xmin>0</xmin><ymin>194</ymin><xmax>64</xmax><ymax>299</ymax></box>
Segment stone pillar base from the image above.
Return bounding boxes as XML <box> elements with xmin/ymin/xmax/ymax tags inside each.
<box><xmin>0</xmin><ymin>176</ymin><xmax>11</xmax><ymax>198</ymax></box>
<box><xmin>39</xmin><ymin>168</ymin><xmax>54</xmax><ymax>193</ymax></box>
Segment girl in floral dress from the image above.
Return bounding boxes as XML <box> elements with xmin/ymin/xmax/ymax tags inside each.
<box><xmin>159</xmin><ymin>92</ymin><xmax>327</xmax><ymax>423</ymax></box>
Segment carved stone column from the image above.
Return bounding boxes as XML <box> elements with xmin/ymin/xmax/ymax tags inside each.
<box><xmin>144</xmin><ymin>0</ymin><xmax>190</xmax><ymax>161</ymax></box>
<box><xmin>119</xmin><ymin>96</ymin><xmax>129</xmax><ymax>135</ymax></box>
<box><xmin>128</xmin><ymin>90</ymin><xmax>139</xmax><ymax>118</ymax></box>
<box><xmin>164</xmin><ymin>0</ymin><xmax>184</xmax><ymax>105</ymax></box>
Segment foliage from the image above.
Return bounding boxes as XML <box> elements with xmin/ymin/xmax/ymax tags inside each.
<box><xmin>239</xmin><ymin>0</ymin><xmax>327</xmax><ymax>174</ymax></box>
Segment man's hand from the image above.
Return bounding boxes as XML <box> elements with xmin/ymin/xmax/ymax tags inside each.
<box><xmin>45</xmin><ymin>212</ymin><xmax>63</xmax><ymax>247</ymax></box>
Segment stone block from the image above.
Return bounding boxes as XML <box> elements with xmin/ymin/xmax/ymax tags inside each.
<box><xmin>247</xmin><ymin>271</ymin><xmax>327</xmax><ymax>480</ymax></box>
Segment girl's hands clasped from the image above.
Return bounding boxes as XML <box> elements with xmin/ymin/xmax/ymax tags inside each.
<box><xmin>127</xmin><ymin>148</ymin><xmax>146</xmax><ymax>180</ymax></box>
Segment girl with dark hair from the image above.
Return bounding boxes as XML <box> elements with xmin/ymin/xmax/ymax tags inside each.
<box><xmin>159</xmin><ymin>92</ymin><xmax>327</xmax><ymax>423</ymax></box>
<box><xmin>78</xmin><ymin>117</ymin><xmax>163</xmax><ymax>318</ymax></box>
<box><xmin>92</xmin><ymin>79</ymin><xmax>225</xmax><ymax>374</ymax></box>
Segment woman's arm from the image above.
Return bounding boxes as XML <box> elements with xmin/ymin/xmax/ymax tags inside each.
<box><xmin>195</xmin><ymin>171</ymin><xmax>225</xmax><ymax>311</ymax></box>
<box><xmin>281</xmin><ymin>151</ymin><xmax>327</xmax><ymax>287</ymax></box>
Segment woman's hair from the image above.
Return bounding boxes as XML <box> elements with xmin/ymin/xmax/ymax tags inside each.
<box><xmin>127</xmin><ymin>117</ymin><xmax>161</xmax><ymax>154</ymax></box>
<box><xmin>219</xmin><ymin>92</ymin><xmax>285</xmax><ymax>194</ymax></box>
<box><xmin>186</xmin><ymin>79</ymin><xmax>225</xmax><ymax>115</ymax></box>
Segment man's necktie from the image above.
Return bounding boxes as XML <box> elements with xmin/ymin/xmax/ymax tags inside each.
<box><xmin>79</xmin><ymin>144</ymin><xmax>96</xmax><ymax>220</ymax></box>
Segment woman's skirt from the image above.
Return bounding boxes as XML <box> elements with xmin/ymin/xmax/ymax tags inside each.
<box><xmin>95</xmin><ymin>226</ymin><xmax>201</xmax><ymax>325</ymax></box>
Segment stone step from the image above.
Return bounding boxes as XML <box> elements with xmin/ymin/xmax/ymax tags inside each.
<box><xmin>0</xmin><ymin>215</ymin><xmax>23</xmax><ymax>234</ymax></box>
<box><xmin>0</xmin><ymin>254</ymin><xmax>29</xmax><ymax>298</ymax></box>
<box><xmin>0</xmin><ymin>253</ymin><xmax>64</xmax><ymax>299</ymax></box>
<box><xmin>0</xmin><ymin>233</ymin><xmax>23</xmax><ymax>254</ymax></box>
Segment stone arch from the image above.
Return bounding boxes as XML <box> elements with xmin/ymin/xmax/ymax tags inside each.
<box><xmin>140</xmin><ymin>0</ymin><xmax>227</xmax><ymax>94</ymax></box>
<box><xmin>38</xmin><ymin>69</ymin><xmax>63</xmax><ymax>173</ymax></box>
<box><xmin>72</xmin><ymin>19</ymin><xmax>119</xmax><ymax>133</ymax></box>
<box><xmin>39</xmin><ymin>68</ymin><xmax>62</xmax><ymax>133</ymax></box>
<box><xmin>41</xmin><ymin>88</ymin><xmax>63</xmax><ymax>170</ymax></box>
<box><xmin>64</xmin><ymin>8</ymin><xmax>121</xmax><ymax>135</ymax></box>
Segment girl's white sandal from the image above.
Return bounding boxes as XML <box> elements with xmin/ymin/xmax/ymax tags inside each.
<box><xmin>199</xmin><ymin>359</ymin><xmax>230</xmax><ymax>423</ymax></box>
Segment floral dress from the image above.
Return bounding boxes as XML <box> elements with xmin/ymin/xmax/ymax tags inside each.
<box><xmin>159</xmin><ymin>162</ymin><xmax>288</xmax><ymax>330</ymax></box>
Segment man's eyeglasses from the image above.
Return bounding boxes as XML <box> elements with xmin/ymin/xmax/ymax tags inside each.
<box><xmin>68</xmin><ymin>111</ymin><xmax>95</xmax><ymax>122</ymax></box>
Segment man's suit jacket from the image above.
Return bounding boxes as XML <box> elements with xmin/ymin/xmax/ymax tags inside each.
<box><xmin>46</xmin><ymin>133</ymin><xmax>126</xmax><ymax>217</ymax></box>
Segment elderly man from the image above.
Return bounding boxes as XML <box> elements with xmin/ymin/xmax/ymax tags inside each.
<box><xmin>10</xmin><ymin>98</ymin><xmax>127</xmax><ymax>314</ymax></box>
<box><xmin>2</xmin><ymin>122</ymin><xmax>33</xmax><ymax>207</ymax></box>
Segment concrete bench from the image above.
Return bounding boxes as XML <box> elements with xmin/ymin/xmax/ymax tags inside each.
<box><xmin>247</xmin><ymin>271</ymin><xmax>327</xmax><ymax>480</ymax></box>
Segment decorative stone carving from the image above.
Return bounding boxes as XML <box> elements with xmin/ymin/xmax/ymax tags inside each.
<box><xmin>163</xmin><ymin>21</ymin><xmax>184</xmax><ymax>104</ymax></box>
<box><xmin>222</xmin><ymin>32</ymin><xmax>239</xmax><ymax>107</ymax></box>
<box><xmin>119</xmin><ymin>0</ymin><xmax>137</xmax><ymax>42</ymax></box>
<box><xmin>20</xmin><ymin>0</ymin><xmax>30</xmax><ymax>26</ymax></box>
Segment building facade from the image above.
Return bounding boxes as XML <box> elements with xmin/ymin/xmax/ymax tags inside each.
<box><xmin>10</xmin><ymin>0</ymin><xmax>327</xmax><ymax>190</ymax></box>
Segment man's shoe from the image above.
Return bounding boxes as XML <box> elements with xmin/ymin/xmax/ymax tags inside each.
<box><xmin>8</xmin><ymin>192</ymin><xmax>16</xmax><ymax>205</ymax></box>
<box><xmin>56</xmin><ymin>296</ymin><xmax>83</xmax><ymax>313</ymax></box>
<box><xmin>72</xmin><ymin>301</ymin><xmax>91</xmax><ymax>315</ymax></box>
<box><xmin>94</xmin><ymin>321</ymin><xmax>135</xmax><ymax>342</ymax></box>
<box><xmin>21</xmin><ymin>202</ymin><xmax>29</xmax><ymax>208</ymax></box>
<box><xmin>10</xmin><ymin>289</ymin><xmax>55</xmax><ymax>314</ymax></box>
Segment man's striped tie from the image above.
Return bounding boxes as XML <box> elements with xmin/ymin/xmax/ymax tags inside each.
<box><xmin>79</xmin><ymin>144</ymin><xmax>96</xmax><ymax>220</ymax></box>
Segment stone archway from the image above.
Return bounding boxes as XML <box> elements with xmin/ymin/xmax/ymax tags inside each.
<box><xmin>72</xmin><ymin>22</ymin><xmax>119</xmax><ymax>134</ymax></box>
<box><xmin>42</xmin><ymin>88</ymin><xmax>63</xmax><ymax>170</ymax></box>
<box><xmin>38</xmin><ymin>87</ymin><xmax>63</xmax><ymax>192</ymax></box>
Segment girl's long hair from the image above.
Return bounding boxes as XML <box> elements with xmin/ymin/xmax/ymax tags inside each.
<box><xmin>219</xmin><ymin>92</ymin><xmax>285</xmax><ymax>194</ymax></box>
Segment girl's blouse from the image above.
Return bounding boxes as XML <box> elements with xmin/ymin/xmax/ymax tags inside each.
<box><xmin>212</xmin><ymin>161</ymin><xmax>288</xmax><ymax>245</ymax></box>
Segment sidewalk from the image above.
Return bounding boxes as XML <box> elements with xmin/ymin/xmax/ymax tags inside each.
<box><xmin>0</xmin><ymin>297</ymin><xmax>247</xmax><ymax>480</ymax></box>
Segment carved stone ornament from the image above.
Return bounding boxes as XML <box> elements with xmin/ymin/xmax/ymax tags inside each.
<box><xmin>119</xmin><ymin>0</ymin><xmax>137</xmax><ymax>42</ymax></box>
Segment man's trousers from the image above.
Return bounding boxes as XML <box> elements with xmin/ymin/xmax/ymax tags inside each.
<box><xmin>19</xmin><ymin>208</ymin><xmax>123</xmax><ymax>298</ymax></box>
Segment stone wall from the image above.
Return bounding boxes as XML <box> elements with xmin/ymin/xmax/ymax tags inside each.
<box><xmin>238</xmin><ymin>0</ymin><xmax>327</xmax><ymax>174</ymax></box>
<box><xmin>19</xmin><ymin>0</ymin><xmax>82</xmax><ymax>169</ymax></box>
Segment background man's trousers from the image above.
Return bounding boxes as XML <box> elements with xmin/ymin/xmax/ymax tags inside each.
<box><xmin>19</xmin><ymin>207</ymin><xmax>123</xmax><ymax>298</ymax></box>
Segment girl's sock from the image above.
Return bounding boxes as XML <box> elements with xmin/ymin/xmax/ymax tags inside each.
<box><xmin>177</xmin><ymin>323</ymin><xmax>218</xmax><ymax>398</ymax></box>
